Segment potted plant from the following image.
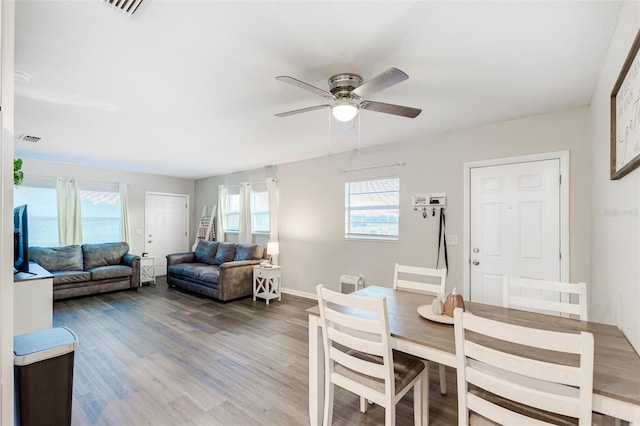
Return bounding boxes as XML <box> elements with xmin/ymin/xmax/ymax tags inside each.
<box><xmin>14</xmin><ymin>158</ymin><xmax>23</xmax><ymax>186</ymax></box>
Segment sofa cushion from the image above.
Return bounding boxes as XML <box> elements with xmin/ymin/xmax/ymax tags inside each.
<box><xmin>51</xmin><ymin>270</ymin><xmax>91</xmax><ymax>285</ymax></box>
<box><xmin>168</xmin><ymin>263</ymin><xmax>220</xmax><ymax>283</ymax></box>
<box><xmin>82</xmin><ymin>242</ymin><xmax>129</xmax><ymax>269</ymax></box>
<box><xmin>212</xmin><ymin>242</ymin><xmax>236</xmax><ymax>265</ymax></box>
<box><xmin>30</xmin><ymin>245</ymin><xmax>83</xmax><ymax>272</ymax></box>
<box><xmin>195</xmin><ymin>240</ymin><xmax>218</xmax><ymax>264</ymax></box>
<box><xmin>88</xmin><ymin>265</ymin><xmax>133</xmax><ymax>281</ymax></box>
<box><xmin>234</xmin><ymin>244</ymin><xmax>263</xmax><ymax>261</ymax></box>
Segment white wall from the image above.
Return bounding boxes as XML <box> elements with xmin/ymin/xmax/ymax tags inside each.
<box><xmin>197</xmin><ymin>107</ymin><xmax>592</xmax><ymax>299</ymax></box>
<box><xmin>591</xmin><ymin>0</ymin><xmax>640</xmax><ymax>352</ymax></box>
<box><xmin>20</xmin><ymin>158</ymin><xmax>196</xmax><ymax>255</ymax></box>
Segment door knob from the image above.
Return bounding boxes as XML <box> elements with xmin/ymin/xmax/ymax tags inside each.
<box><xmin>148</xmin><ymin>240</ymin><xmax>153</xmax><ymax>244</ymax></box>
<box><xmin>472</xmin><ymin>259</ymin><xmax>480</xmax><ymax>266</ymax></box>
<box><xmin>473</xmin><ymin>248</ymin><xmax>480</xmax><ymax>253</ymax></box>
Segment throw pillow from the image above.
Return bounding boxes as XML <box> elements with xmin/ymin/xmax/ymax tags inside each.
<box><xmin>195</xmin><ymin>240</ymin><xmax>218</xmax><ymax>264</ymax></box>
<box><xmin>30</xmin><ymin>245</ymin><xmax>83</xmax><ymax>271</ymax></box>
<box><xmin>213</xmin><ymin>242</ymin><xmax>236</xmax><ymax>265</ymax></box>
<box><xmin>234</xmin><ymin>244</ymin><xmax>262</xmax><ymax>261</ymax></box>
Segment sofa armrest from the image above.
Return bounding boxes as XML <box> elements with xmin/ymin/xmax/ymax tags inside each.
<box><xmin>218</xmin><ymin>259</ymin><xmax>263</xmax><ymax>301</ymax></box>
<box><xmin>122</xmin><ymin>253</ymin><xmax>140</xmax><ymax>288</ymax></box>
<box><xmin>167</xmin><ymin>252</ymin><xmax>196</xmax><ymax>266</ymax></box>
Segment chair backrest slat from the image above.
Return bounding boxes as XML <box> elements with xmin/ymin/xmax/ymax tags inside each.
<box><xmin>393</xmin><ymin>263</ymin><xmax>446</xmax><ymax>295</ymax></box>
<box><xmin>503</xmin><ymin>276</ymin><xmax>588</xmax><ymax>321</ymax></box>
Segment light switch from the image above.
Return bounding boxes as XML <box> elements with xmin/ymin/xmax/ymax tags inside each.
<box><xmin>447</xmin><ymin>235</ymin><xmax>458</xmax><ymax>246</ymax></box>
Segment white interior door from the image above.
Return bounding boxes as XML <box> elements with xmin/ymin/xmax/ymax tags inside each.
<box><xmin>145</xmin><ymin>193</ymin><xmax>189</xmax><ymax>276</ymax></box>
<box><xmin>469</xmin><ymin>159</ymin><xmax>560</xmax><ymax>306</ymax></box>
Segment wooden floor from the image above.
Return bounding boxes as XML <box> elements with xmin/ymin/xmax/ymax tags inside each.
<box><xmin>54</xmin><ymin>279</ymin><xmax>617</xmax><ymax>426</ymax></box>
<box><xmin>53</xmin><ymin>277</ymin><xmax>458</xmax><ymax>425</ymax></box>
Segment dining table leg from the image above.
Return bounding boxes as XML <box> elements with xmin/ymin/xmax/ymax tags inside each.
<box><xmin>309</xmin><ymin>313</ymin><xmax>324</xmax><ymax>426</ymax></box>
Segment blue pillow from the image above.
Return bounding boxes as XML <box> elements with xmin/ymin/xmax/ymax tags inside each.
<box><xmin>213</xmin><ymin>243</ymin><xmax>236</xmax><ymax>265</ymax></box>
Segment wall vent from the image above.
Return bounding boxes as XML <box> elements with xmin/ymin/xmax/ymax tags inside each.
<box><xmin>17</xmin><ymin>134</ymin><xmax>41</xmax><ymax>143</ymax></box>
<box><xmin>102</xmin><ymin>0</ymin><xmax>144</xmax><ymax>16</ymax></box>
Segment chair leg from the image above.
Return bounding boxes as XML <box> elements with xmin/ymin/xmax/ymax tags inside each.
<box><xmin>323</xmin><ymin>382</ymin><xmax>334</xmax><ymax>426</ymax></box>
<box><xmin>360</xmin><ymin>396</ymin><xmax>367</xmax><ymax>413</ymax></box>
<box><xmin>413</xmin><ymin>375</ymin><xmax>422</xmax><ymax>426</ymax></box>
<box><xmin>385</xmin><ymin>403</ymin><xmax>396</xmax><ymax>426</ymax></box>
<box><xmin>438</xmin><ymin>364</ymin><xmax>447</xmax><ymax>395</ymax></box>
<box><xmin>422</xmin><ymin>364</ymin><xmax>430</xmax><ymax>426</ymax></box>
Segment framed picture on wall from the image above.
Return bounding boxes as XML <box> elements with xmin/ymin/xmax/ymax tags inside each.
<box><xmin>611</xmin><ymin>29</ymin><xmax>640</xmax><ymax>180</ymax></box>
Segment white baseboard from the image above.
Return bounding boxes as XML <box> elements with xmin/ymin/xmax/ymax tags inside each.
<box><xmin>281</xmin><ymin>287</ymin><xmax>317</xmax><ymax>300</ymax></box>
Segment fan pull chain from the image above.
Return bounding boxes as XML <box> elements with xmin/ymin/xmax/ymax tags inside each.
<box><xmin>358</xmin><ymin>110</ymin><xmax>361</xmax><ymax>152</ymax></box>
<box><xmin>328</xmin><ymin>109</ymin><xmax>332</xmax><ymax>154</ymax></box>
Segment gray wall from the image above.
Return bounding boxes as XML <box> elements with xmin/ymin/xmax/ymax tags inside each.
<box><xmin>590</xmin><ymin>0</ymin><xmax>640</xmax><ymax>352</ymax></box>
<box><xmin>196</xmin><ymin>106</ymin><xmax>592</xmax><ymax>300</ymax></box>
<box><xmin>20</xmin><ymin>158</ymin><xmax>196</xmax><ymax>256</ymax></box>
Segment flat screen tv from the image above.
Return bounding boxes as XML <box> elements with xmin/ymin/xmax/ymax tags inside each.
<box><xmin>14</xmin><ymin>204</ymin><xmax>29</xmax><ymax>273</ymax></box>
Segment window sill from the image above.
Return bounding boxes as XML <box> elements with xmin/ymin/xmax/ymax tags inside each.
<box><xmin>345</xmin><ymin>235</ymin><xmax>399</xmax><ymax>243</ymax></box>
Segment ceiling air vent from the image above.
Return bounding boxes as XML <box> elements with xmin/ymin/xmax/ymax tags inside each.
<box><xmin>17</xmin><ymin>134</ymin><xmax>41</xmax><ymax>143</ymax></box>
<box><xmin>102</xmin><ymin>0</ymin><xmax>144</xmax><ymax>16</ymax></box>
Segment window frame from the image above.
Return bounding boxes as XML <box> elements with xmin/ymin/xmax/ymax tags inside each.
<box><xmin>344</xmin><ymin>175</ymin><xmax>400</xmax><ymax>241</ymax></box>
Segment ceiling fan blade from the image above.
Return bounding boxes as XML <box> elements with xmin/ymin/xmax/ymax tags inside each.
<box><xmin>275</xmin><ymin>104</ymin><xmax>331</xmax><ymax>117</ymax></box>
<box><xmin>276</xmin><ymin>76</ymin><xmax>335</xmax><ymax>99</ymax></box>
<box><xmin>360</xmin><ymin>101</ymin><xmax>421</xmax><ymax>118</ymax></box>
<box><xmin>351</xmin><ymin>68</ymin><xmax>409</xmax><ymax>98</ymax></box>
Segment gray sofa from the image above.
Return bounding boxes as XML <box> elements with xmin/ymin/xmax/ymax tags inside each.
<box><xmin>166</xmin><ymin>241</ymin><xmax>265</xmax><ymax>301</ymax></box>
<box><xmin>29</xmin><ymin>242</ymin><xmax>140</xmax><ymax>300</ymax></box>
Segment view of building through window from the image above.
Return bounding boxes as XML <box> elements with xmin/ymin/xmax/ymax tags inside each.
<box><xmin>224</xmin><ymin>185</ymin><xmax>270</xmax><ymax>234</ymax></box>
<box><xmin>345</xmin><ymin>176</ymin><xmax>400</xmax><ymax>240</ymax></box>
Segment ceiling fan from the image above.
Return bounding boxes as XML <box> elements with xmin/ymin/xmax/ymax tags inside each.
<box><xmin>275</xmin><ymin>67</ymin><xmax>421</xmax><ymax>122</ymax></box>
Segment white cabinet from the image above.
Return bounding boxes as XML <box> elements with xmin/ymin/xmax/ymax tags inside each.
<box><xmin>14</xmin><ymin>263</ymin><xmax>53</xmax><ymax>336</ymax></box>
<box><xmin>253</xmin><ymin>265</ymin><xmax>281</xmax><ymax>305</ymax></box>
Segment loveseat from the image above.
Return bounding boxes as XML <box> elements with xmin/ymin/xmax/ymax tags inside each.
<box><xmin>29</xmin><ymin>242</ymin><xmax>140</xmax><ymax>300</ymax></box>
<box><xmin>166</xmin><ymin>241</ymin><xmax>266</xmax><ymax>301</ymax></box>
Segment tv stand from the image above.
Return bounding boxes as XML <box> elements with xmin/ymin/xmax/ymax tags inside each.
<box><xmin>14</xmin><ymin>262</ymin><xmax>53</xmax><ymax>335</ymax></box>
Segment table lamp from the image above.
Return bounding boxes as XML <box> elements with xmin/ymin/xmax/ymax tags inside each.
<box><xmin>267</xmin><ymin>242</ymin><xmax>280</xmax><ymax>266</ymax></box>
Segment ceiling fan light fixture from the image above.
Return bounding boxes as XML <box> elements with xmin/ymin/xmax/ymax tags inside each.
<box><xmin>332</xmin><ymin>102</ymin><xmax>358</xmax><ymax>122</ymax></box>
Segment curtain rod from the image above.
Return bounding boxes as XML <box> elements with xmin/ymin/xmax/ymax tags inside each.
<box><xmin>338</xmin><ymin>161</ymin><xmax>405</xmax><ymax>173</ymax></box>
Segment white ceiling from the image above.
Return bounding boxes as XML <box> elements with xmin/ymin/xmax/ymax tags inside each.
<box><xmin>14</xmin><ymin>1</ymin><xmax>622</xmax><ymax>179</ymax></box>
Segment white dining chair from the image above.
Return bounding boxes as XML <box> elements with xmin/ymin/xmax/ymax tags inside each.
<box><xmin>453</xmin><ymin>308</ymin><xmax>594</xmax><ymax>426</ymax></box>
<box><xmin>502</xmin><ymin>276</ymin><xmax>588</xmax><ymax>321</ymax></box>
<box><xmin>316</xmin><ymin>284</ymin><xmax>427</xmax><ymax>426</ymax></box>
<box><xmin>393</xmin><ymin>263</ymin><xmax>448</xmax><ymax>395</ymax></box>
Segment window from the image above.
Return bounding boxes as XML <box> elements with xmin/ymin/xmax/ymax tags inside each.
<box><xmin>224</xmin><ymin>184</ymin><xmax>270</xmax><ymax>234</ymax></box>
<box><xmin>225</xmin><ymin>187</ymin><xmax>240</xmax><ymax>232</ymax></box>
<box><xmin>252</xmin><ymin>184</ymin><xmax>269</xmax><ymax>233</ymax></box>
<box><xmin>14</xmin><ymin>177</ymin><xmax>59</xmax><ymax>247</ymax></box>
<box><xmin>79</xmin><ymin>183</ymin><xmax>122</xmax><ymax>244</ymax></box>
<box><xmin>345</xmin><ymin>176</ymin><xmax>399</xmax><ymax>240</ymax></box>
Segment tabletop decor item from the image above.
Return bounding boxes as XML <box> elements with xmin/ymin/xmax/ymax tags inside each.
<box><xmin>443</xmin><ymin>287</ymin><xmax>465</xmax><ymax>317</ymax></box>
<box><xmin>432</xmin><ymin>295</ymin><xmax>444</xmax><ymax>315</ymax></box>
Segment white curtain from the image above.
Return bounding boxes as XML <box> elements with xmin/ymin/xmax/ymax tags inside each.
<box><xmin>216</xmin><ymin>185</ymin><xmax>228</xmax><ymax>242</ymax></box>
<box><xmin>119</xmin><ymin>183</ymin><xmax>131</xmax><ymax>245</ymax></box>
<box><xmin>56</xmin><ymin>177</ymin><xmax>83</xmax><ymax>246</ymax></box>
<box><xmin>238</xmin><ymin>182</ymin><xmax>253</xmax><ymax>244</ymax></box>
<box><xmin>266</xmin><ymin>177</ymin><xmax>279</xmax><ymax>263</ymax></box>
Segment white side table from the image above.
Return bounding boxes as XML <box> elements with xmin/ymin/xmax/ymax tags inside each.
<box><xmin>140</xmin><ymin>256</ymin><xmax>156</xmax><ymax>285</ymax></box>
<box><xmin>253</xmin><ymin>265</ymin><xmax>281</xmax><ymax>304</ymax></box>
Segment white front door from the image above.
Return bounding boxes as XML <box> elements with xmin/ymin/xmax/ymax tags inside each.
<box><xmin>145</xmin><ymin>193</ymin><xmax>189</xmax><ymax>276</ymax></box>
<box><xmin>469</xmin><ymin>159</ymin><xmax>561</xmax><ymax>306</ymax></box>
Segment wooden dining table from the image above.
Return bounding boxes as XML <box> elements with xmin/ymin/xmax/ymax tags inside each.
<box><xmin>307</xmin><ymin>286</ymin><xmax>640</xmax><ymax>425</ymax></box>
